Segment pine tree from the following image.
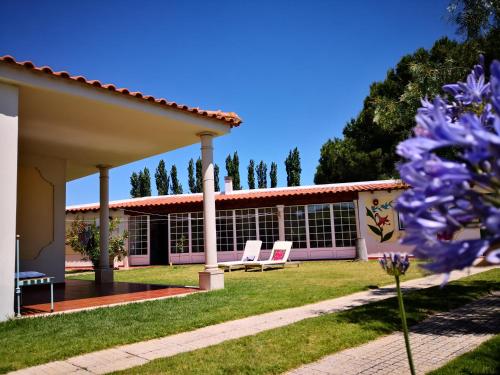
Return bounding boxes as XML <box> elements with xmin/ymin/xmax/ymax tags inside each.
<box><xmin>170</xmin><ymin>165</ymin><xmax>183</xmax><ymax>194</ymax></box>
<box><xmin>155</xmin><ymin>159</ymin><xmax>169</xmax><ymax>195</ymax></box>
<box><xmin>270</xmin><ymin>162</ymin><xmax>278</xmax><ymax>188</ymax></box>
<box><xmin>188</xmin><ymin>158</ymin><xmax>196</xmax><ymax>193</ymax></box>
<box><xmin>232</xmin><ymin>151</ymin><xmax>241</xmax><ymax>190</ymax></box>
<box><xmin>247</xmin><ymin>159</ymin><xmax>256</xmax><ymax>189</ymax></box>
<box><xmin>257</xmin><ymin>161</ymin><xmax>267</xmax><ymax>188</ymax></box>
<box><xmin>214</xmin><ymin>163</ymin><xmax>220</xmax><ymax>192</ymax></box>
<box><xmin>285</xmin><ymin>148</ymin><xmax>301</xmax><ymax>187</ymax></box>
<box><xmin>140</xmin><ymin>167</ymin><xmax>152</xmax><ymax>196</ymax></box>
<box><xmin>130</xmin><ymin>172</ymin><xmax>140</xmax><ymax>198</ymax></box>
<box><xmin>195</xmin><ymin>157</ymin><xmax>203</xmax><ymax>193</ymax></box>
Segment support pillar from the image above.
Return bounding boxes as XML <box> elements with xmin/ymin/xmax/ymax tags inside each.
<box><xmin>354</xmin><ymin>199</ymin><xmax>368</xmax><ymax>261</ymax></box>
<box><xmin>95</xmin><ymin>165</ymin><xmax>113</xmax><ymax>283</ymax></box>
<box><xmin>0</xmin><ymin>83</ymin><xmax>18</xmax><ymax>321</ymax></box>
<box><xmin>198</xmin><ymin>133</ymin><xmax>224</xmax><ymax>290</ymax></box>
<box><xmin>277</xmin><ymin>205</ymin><xmax>285</xmax><ymax>241</ymax></box>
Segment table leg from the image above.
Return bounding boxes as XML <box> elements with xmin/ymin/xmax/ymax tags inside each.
<box><xmin>50</xmin><ymin>282</ymin><xmax>54</xmax><ymax>312</ymax></box>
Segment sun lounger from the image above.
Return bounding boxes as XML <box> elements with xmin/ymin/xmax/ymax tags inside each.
<box><xmin>244</xmin><ymin>241</ymin><xmax>293</xmax><ymax>272</ymax></box>
<box><xmin>218</xmin><ymin>240</ymin><xmax>262</xmax><ymax>271</ymax></box>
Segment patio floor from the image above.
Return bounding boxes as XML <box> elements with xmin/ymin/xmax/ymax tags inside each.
<box><xmin>19</xmin><ymin>279</ymin><xmax>199</xmax><ymax>315</ymax></box>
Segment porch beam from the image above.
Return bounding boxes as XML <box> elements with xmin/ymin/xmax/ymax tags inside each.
<box><xmin>198</xmin><ymin>132</ymin><xmax>224</xmax><ymax>290</ymax></box>
<box><xmin>95</xmin><ymin>165</ymin><xmax>113</xmax><ymax>283</ymax></box>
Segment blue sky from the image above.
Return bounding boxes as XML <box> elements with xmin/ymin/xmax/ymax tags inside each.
<box><xmin>1</xmin><ymin>0</ymin><xmax>456</xmax><ymax>205</ymax></box>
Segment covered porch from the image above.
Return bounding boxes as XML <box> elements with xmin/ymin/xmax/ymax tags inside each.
<box><xmin>19</xmin><ymin>279</ymin><xmax>199</xmax><ymax>316</ymax></box>
<box><xmin>0</xmin><ymin>55</ymin><xmax>241</xmax><ymax>321</ymax></box>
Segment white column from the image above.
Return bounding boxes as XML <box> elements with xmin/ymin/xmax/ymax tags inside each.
<box><xmin>198</xmin><ymin>133</ymin><xmax>224</xmax><ymax>290</ymax></box>
<box><xmin>0</xmin><ymin>83</ymin><xmax>18</xmax><ymax>321</ymax></box>
<box><xmin>354</xmin><ymin>199</ymin><xmax>368</xmax><ymax>261</ymax></box>
<box><xmin>96</xmin><ymin>165</ymin><xmax>114</xmax><ymax>283</ymax></box>
<box><xmin>277</xmin><ymin>205</ymin><xmax>285</xmax><ymax>241</ymax></box>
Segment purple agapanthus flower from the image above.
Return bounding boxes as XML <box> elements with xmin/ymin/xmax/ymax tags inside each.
<box><xmin>396</xmin><ymin>58</ymin><xmax>500</xmax><ymax>275</ymax></box>
<box><xmin>379</xmin><ymin>253</ymin><xmax>410</xmax><ymax>276</ymax></box>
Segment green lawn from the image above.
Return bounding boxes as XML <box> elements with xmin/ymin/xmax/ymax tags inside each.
<box><xmin>113</xmin><ymin>269</ymin><xmax>500</xmax><ymax>375</ymax></box>
<box><xmin>0</xmin><ymin>261</ymin><xmax>426</xmax><ymax>373</ymax></box>
<box><xmin>428</xmin><ymin>334</ymin><xmax>500</xmax><ymax>375</ymax></box>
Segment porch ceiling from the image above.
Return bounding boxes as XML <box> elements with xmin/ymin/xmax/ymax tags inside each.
<box><xmin>1</xmin><ymin>57</ymin><xmax>238</xmax><ymax>181</ymax></box>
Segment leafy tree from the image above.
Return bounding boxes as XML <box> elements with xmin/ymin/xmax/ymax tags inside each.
<box><xmin>270</xmin><ymin>162</ymin><xmax>278</xmax><ymax>188</ymax></box>
<box><xmin>66</xmin><ymin>217</ymin><xmax>128</xmax><ymax>269</ymax></box>
<box><xmin>155</xmin><ymin>159</ymin><xmax>169</xmax><ymax>195</ymax></box>
<box><xmin>214</xmin><ymin>163</ymin><xmax>220</xmax><ymax>192</ymax></box>
<box><xmin>139</xmin><ymin>167</ymin><xmax>151</xmax><ymax>196</ymax></box>
<box><xmin>448</xmin><ymin>0</ymin><xmax>500</xmax><ymax>40</ymax></box>
<box><xmin>256</xmin><ymin>161</ymin><xmax>267</xmax><ymax>188</ymax></box>
<box><xmin>188</xmin><ymin>158</ymin><xmax>196</xmax><ymax>193</ymax></box>
<box><xmin>285</xmin><ymin>147</ymin><xmax>301</xmax><ymax>186</ymax></box>
<box><xmin>195</xmin><ymin>157</ymin><xmax>203</xmax><ymax>193</ymax></box>
<box><xmin>130</xmin><ymin>172</ymin><xmax>140</xmax><ymax>198</ymax></box>
<box><xmin>170</xmin><ymin>165</ymin><xmax>183</xmax><ymax>194</ymax></box>
<box><xmin>314</xmin><ymin>21</ymin><xmax>500</xmax><ymax>183</ymax></box>
<box><xmin>247</xmin><ymin>159</ymin><xmax>256</xmax><ymax>189</ymax></box>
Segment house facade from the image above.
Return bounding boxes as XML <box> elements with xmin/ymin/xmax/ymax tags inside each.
<box><xmin>67</xmin><ymin>179</ymin><xmax>480</xmax><ymax>266</ymax></box>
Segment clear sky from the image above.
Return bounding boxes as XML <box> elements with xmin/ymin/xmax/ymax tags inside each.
<box><xmin>1</xmin><ymin>0</ymin><xmax>456</xmax><ymax>205</ymax></box>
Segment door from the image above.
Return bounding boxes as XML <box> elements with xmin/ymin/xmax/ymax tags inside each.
<box><xmin>128</xmin><ymin>215</ymin><xmax>150</xmax><ymax>266</ymax></box>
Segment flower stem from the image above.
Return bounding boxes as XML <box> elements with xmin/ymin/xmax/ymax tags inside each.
<box><xmin>395</xmin><ymin>275</ymin><xmax>416</xmax><ymax>375</ymax></box>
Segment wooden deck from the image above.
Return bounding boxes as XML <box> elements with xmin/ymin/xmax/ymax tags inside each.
<box><xmin>20</xmin><ymin>279</ymin><xmax>199</xmax><ymax>315</ymax></box>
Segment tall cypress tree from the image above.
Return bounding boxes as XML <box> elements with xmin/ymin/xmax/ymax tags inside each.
<box><xmin>270</xmin><ymin>162</ymin><xmax>278</xmax><ymax>188</ymax></box>
<box><xmin>170</xmin><ymin>165</ymin><xmax>183</xmax><ymax>194</ymax></box>
<box><xmin>232</xmin><ymin>151</ymin><xmax>241</xmax><ymax>190</ymax></box>
<box><xmin>130</xmin><ymin>172</ymin><xmax>140</xmax><ymax>198</ymax></box>
<box><xmin>214</xmin><ymin>163</ymin><xmax>220</xmax><ymax>192</ymax></box>
<box><xmin>225</xmin><ymin>154</ymin><xmax>233</xmax><ymax>180</ymax></box>
<box><xmin>285</xmin><ymin>148</ymin><xmax>301</xmax><ymax>187</ymax></box>
<box><xmin>188</xmin><ymin>158</ymin><xmax>196</xmax><ymax>193</ymax></box>
<box><xmin>140</xmin><ymin>167</ymin><xmax>152</xmax><ymax>196</ymax></box>
<box><xmin>195</xmin><ymin>157</ymin><xmax>203</xmax><ymax>193</ymax></box>
<box><xmin>247</xmin><ymin>159</ymin><xmax>256</xmax><ymax>189</ymax></box>
<box><xmin>155</xmin><ymin>159</ymin><xmax>169</xmax><ymax>195</ymax></box>
<box><xmin>256</xmin><ymin>161</ymin><xmax>267</xmax><ymax>188</ymax></box>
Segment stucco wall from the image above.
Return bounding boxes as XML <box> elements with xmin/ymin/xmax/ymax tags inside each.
<box><xmin>65</xmin><ymin>210</ymin><xmax>127</xmax><ymax>268</ymax></box>
<box><xmin>0</xmin><ymin>83</ymin><xmax>19</xmax><ymax>321</ymax></box>
<box><xmin>17</xmin><ymin>153</ymin><xmax>66</xmax><ymax>283</ymax></box>
<box><xmin>358</xmin><ymin>189</ymin><xmax>481</xmax><ymax>256</ymax></box>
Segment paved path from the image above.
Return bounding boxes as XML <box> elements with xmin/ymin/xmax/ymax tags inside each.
<box><xmin>10</xmin><ymin>267</ymin><xmax>496</xmax><ymax>375</ymax></box>
<box><xmin>287</xmin><ymin>292</ymin><xmax>500</xmax><ymax>375</ymax></box>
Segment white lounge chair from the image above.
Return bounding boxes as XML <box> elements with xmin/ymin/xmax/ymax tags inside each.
<box><xmin>218</xmin><ymin>240</ymin><xmax>262</xmax><ymax>272</ymax></box>
<box><xmin>244</xmin><ymin>241</ymin><xmax>293</xmax><ymax>272</ymax></box>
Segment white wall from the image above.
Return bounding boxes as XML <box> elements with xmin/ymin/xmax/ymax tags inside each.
<box><xmin>0</xmin><ymin>83</ymin><xmax>19</xmax><ymax>321</ymax></box>
<box><xmin>17</xmin><ymin>153</ymin><xmax>67</xmax><ymax>283</ymax></box>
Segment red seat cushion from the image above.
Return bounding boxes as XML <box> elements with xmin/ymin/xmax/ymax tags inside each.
<box><xmin>272</xmin><ymin>250</ymin><xmax>285</xmax><ymax>261</ymax></box>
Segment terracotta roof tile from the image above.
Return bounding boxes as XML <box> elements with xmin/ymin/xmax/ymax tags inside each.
<box><xmin>67</xmin><ymin>180</ymin><xmax>408</xmax><ymax>213</ymax></box>
<box><xmin>0</xmin><ymin>55</ymin><xmax>242</xmax><ymax>127</ymax></box>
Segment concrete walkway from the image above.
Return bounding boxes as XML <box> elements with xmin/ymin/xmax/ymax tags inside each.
<box><xmin>287</xmin><ymin>292</ymin><xmax>500</xmax><ymax>375</ymax></box>
<box><xmin>10</xmin><ymin>267</ymin><xmax>495</xmax><ymax>375</ymax></box>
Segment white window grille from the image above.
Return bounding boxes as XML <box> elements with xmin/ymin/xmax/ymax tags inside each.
<box><xmin>258</xmin><ymin>207</ymin><xmax>279</xmax><ymax>250</ymax></box>
<box><xmin>216</xmin><ymin>210</ymin><xmax>234</xmax><ymax>252</ymax></box>
<box><xmin>235</xmin><ymin>208</ymin><xmax>257</xmax><ymax>250</ymax></box>
<box><xmin>308</xmin><ymin>204</ymin><xmax>333</xmax><ymax>248</ymax></box>
<box><xmin>191</xmin><ymin>212</ymin><xmax>204</xmax><ymax>252</ymax></box>
<box><xmin>332</xmin><ymin>202</ymin><xmax>357</xmax><ymax>247</ymax></box>
<box><xmin>284</xmin><ymin>205</ymin><xmax>307</xmax><ymax>248</ymax></box>
<box><xmin>170</xmin><ymin>213</ymin><xmax>189</xmax><ymax>253</ymax></box>
<box><xmin>129</xmin><ymin>215</ymin><xmax>149</xmax><ymax>255</ymax></box>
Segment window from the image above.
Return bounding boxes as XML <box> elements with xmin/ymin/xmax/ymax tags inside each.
<box><xmin>235</xmin><ymin>209</ymin><xmax>257</xmax><ymax>250</ymax></box>
<box><xmin>284</xmin><ymin>205</ymin><xmax>307</xmax><ymax>248</ymax></box>
<box><xmin>129</xmin><ymin>215</ymin><xmax>148</xmax><ymax>255</ymax></box>
<box><xmin>258</xmin><ymin>207</ymin><xmax>279</xmax><ymax>250</ymax></box>
<box><xmin>216</xmin><ymin>210</ymin><xmax>234</xmax><ymax>251</ymax></box>
<box><xmin>308</xmin><ymin>204</ymin><xmax>333</xmax><ymax>248</ymax></box>
<box><xmin>170</xmin><ymin>213</ymin><xmax>189</xmax><ymax>253</ymax></box>
<box><xmin>191</xmin><ymin>212</ymin><xmax>204</xmax><ymax>253</ymax></box>
<box><xmin>332</xmin><ymin>202</ymin><xmax>357</xmax><ymax>247</ymax></box>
